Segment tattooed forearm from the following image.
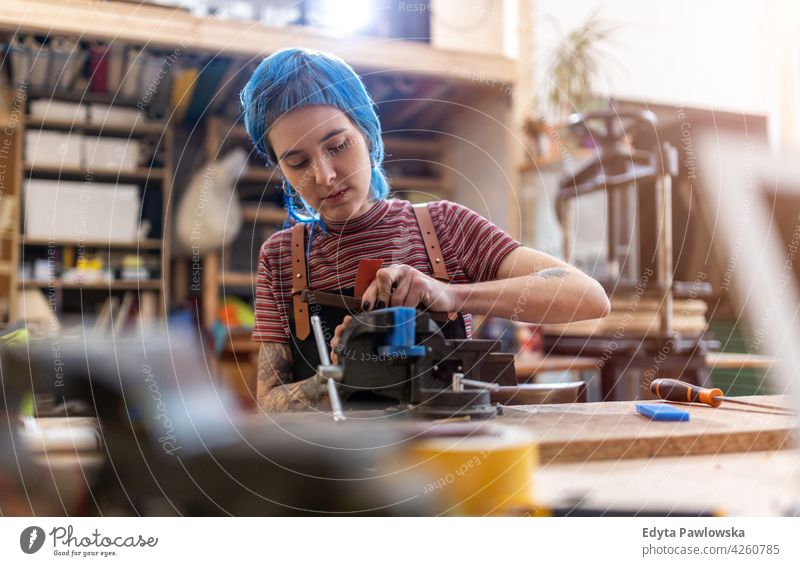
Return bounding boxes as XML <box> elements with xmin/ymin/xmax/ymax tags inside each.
<box><xmin>256</xmin><ymin>343</ymin><xmax>326</xmax><ymax>412</ymax></box>
<box><xmin>260</xmin><ymin>378</ymin><xmax>326</xmax><ymax>412</ymax></box>
<box><xmin>534</xmin><ymin>267</ymin><xmax>570</xmax><ymax>280</ymax></box>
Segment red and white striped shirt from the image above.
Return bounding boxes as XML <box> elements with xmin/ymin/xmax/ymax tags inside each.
<box><xmin>252</xmin><ymin>199</ymin><xmax>520</xmax><ymax>343</ymax></box>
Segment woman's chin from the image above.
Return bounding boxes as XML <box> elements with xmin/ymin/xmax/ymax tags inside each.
<box><xmin>319</xmin><ymin>194</ymin><xmax>371</xmax><ymax>221</ymax></box>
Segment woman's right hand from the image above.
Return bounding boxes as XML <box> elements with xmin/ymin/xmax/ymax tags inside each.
<box><xmin>330</xmin><ymin>315</ymin><xmax>353</xmax><ymax>365</ymax></box>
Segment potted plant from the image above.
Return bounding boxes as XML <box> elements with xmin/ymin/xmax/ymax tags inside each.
<box><xmin>546</xmin><ymin>9</ymin><xmax>618</xmax><ymax>125</ymax></box>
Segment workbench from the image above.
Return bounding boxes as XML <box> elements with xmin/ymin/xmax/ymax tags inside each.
<box><xmin>17</xmin><ymin>395</ymin><xmax>800</xmax><ymax>516</ymax></box>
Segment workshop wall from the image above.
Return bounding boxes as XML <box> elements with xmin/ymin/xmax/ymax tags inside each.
<box><xmin>534</xmin><ymin>0</ymin><xmax>800</xmax><ymax>150</ymax></box>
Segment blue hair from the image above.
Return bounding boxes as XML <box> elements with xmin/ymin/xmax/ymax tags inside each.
<box><xmin>240</xmin><ymin>48</ymin><xmax>389</xmax><ymax>227</ymax></box>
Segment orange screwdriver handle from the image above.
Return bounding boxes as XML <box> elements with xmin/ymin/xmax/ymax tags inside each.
<box><xmin>650</xmin><ymin>379</ymin><xmax>724</xmax><ymax>407</ymax></box>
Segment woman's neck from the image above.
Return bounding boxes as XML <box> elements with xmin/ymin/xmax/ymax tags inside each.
<box><xmin>321</xmin><ymin>198</ymin><xmax>377</xmax><ymax>224</ymax></box>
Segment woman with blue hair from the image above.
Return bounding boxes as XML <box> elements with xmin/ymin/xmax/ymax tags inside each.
<box><xmin>242</xmin><ymin>48</ymin><xmax>609</xmax><ymax>412</ymax></box>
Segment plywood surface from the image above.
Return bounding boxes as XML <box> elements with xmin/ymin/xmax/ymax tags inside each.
<box><xmin>500</xmin><ymin>396</ymin><xmax>798</xmax><ymax>464</ymax></box>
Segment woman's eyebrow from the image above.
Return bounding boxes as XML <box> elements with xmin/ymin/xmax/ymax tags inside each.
<box><xmin>278</xmin><ymin>127</ymin><xmax>348</xmax><ymax>161</ymax></box>
<box><xmin>319</xmin><ymin>127</ymin><xmax>347</xmax><ymax>143</ymax></box>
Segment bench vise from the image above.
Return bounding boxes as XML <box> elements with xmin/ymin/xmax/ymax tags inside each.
<box><xmin>334</xmin><ymin>307</ymin><xmax>517</xmax><ymax>419</ymax></box>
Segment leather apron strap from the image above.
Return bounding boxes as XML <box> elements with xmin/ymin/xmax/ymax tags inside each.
<box><xmin>412</xmin><ymin>203</ymin><xmax>458</xmax><ymax>321</ymax></box>
<box><xmin>290</xmin><ymin>223</ymin><xmax>310</xmax><ymax>340</ymax></box>
<box><xmin>412</xmin><ymin>203</ymin><xmax>450</xmax><ymax>282</ymax></box>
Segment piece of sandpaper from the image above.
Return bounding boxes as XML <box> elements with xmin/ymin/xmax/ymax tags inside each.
<box><xmin>354</xmin><ymin>259</ymin><xmax>383</xmax><ymax>298</ymax></box>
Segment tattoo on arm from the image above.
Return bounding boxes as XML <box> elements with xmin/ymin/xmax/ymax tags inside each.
<box><xmin>534</xmin><ymin>267</ymin><xmax>570</xmax><ymax>280</ymax></box>
<box><xmin>256</xmin><ymin>343</ymin><xmax>325</xmax><ymax>412</ymax></box>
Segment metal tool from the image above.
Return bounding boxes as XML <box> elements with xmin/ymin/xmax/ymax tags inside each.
<box><xmin>460</xmin><ymin>378</ymin><xmax>501</xmax><ymax>391</ymax></box>
<box><xmin>310</xmin><ymin>315</ymin><xmax>345</xmax><ymax>422</ymax></box>
<box><xmin>450</xmin><ymin>374</ymin><xmax>500</xmax><ymax>393</ymax></box>
<box><xmin>650</xmin><ymin>378</ymin><xmax>796</xmax><ymax>414</ymax></box>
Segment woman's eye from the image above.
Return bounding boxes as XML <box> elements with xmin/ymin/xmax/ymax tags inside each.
<box><xmin>288</xmin><ymin>160</ymin><xmax>308</xmax><ymax>169</ymax></box>
<box><xmin>327</xmin><ymin>138</ymin><xmax>351</xmax><ymax>156</ymax></box>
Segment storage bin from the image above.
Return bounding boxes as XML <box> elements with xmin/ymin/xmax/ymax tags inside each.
<box><xmin>82</xmin><ymin>136</ymin><xmax>141</xmax><ymax>171</ymax></box>
<box><xmin>29</xmin><ymin>100</ymin><xmax>87</xmax><ymax>123</ymax></box>
<box><xmin>24</xmin><ymin>130</ymin><xmax>82</xmax><ymax>168</ymax></box>
<box><xmin>24</xmin><ymin>179</ymin><xmax>140</xmax><ymax>242</ymax></box>
<box><xmin>87</xmin><ymin>104</ymin><xmax>145</xmax><ymax>128</ymax></box>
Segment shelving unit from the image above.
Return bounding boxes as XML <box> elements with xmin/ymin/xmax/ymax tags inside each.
<box><xmin>20</xmin><ymin>279</ymin><xmax>162</xmax><ymax>290</ymax></box>
<box><xmin>0</xmin><ymin>94</ymin><xmax>22</xmax><ymax>326</ymax></box>
<box><xmin>23</xmin><ymin>163</ymin><xmax>166</xmax><ymax>183</ymax></box>
<box><xmin>26</xmin><ymin>116</ymin><xmax>166</xmax><ymax>137</ymax></box>
<box><xmin>13</xmin><ymin>87</ymin><xmax>174</xmax><ymax>323</ymax></box>
<box><xmin>22</xmin><ymin>237</ymin><xmax>163</xmax><ymax>249</ymax></box>
<box><xmin>383</xmin><ymin>134</ymin><xmax>453</xmax><ymax>202</ymax></box>
<box><xmin>0</xmin><ymin>0</ymin><xmax>531</xmax><ymax>238</ymax></box>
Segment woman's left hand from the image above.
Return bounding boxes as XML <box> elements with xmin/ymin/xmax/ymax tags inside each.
<box><xmin>360</xmin><ymin>264</ymin><xmax>457</xmax><ymax>313</ymax></box>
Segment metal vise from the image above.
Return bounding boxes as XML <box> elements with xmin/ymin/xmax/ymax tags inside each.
<box><xmin>335</xmin><ymin>307</ymin><xmax>517</xmax><ymax>419</ymax></box>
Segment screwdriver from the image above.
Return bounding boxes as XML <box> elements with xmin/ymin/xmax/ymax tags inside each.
<box><xmin>650</xmin><ymin>379</ymin><xmax>795</xmax><ymax>413</ymax></box>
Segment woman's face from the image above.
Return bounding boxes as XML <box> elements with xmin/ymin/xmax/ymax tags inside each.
<box><xmin>268</xmin><ymin>105</ymin><xmax>374</xmax><ymax>222</ymax></box>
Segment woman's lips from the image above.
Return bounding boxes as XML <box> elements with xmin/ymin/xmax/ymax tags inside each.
<box><xmin>323</xmin><ymin>186</ymin><xmax>350</xmax><ymax>204</ymax></box>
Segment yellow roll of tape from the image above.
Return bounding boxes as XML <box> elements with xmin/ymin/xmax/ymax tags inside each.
<box><xmin>405</xmin><ymin>424</ymin><xmax>538</xmax><ymax>516</ymax></box>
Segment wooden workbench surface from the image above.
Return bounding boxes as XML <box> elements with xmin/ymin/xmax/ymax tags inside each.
<box><xmin>25</xmin><ymin>396</ymin><xmax>799</xmax><ymax>467</ymax></box>
<box><xmin>497</xmin><ymin>396</ymin><xmax>798</xmax><ymax>464</ymax></box>
<box><xmin>29</xmin><ymin>396</ymin><xmax>798</xmax><ymax>466</ymax></box>
<box><xmin>256</xmin><ymin>395</ymin><xmax>798</xmax><ymax>465</ymax></box>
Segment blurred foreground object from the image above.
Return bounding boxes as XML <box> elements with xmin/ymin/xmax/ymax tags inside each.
<box><xmin>0</xmin><ymin>329</ymin><xmax>432</xmax><ymax>515</ymax></box>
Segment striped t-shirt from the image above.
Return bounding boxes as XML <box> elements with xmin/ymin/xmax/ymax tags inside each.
<box><xmin>252</xmin><ymin>199</ymin><xmax>520</xmax><ymax>343</ymax></box>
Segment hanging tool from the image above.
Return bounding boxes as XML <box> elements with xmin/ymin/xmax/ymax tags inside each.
<box><xmin>650</xmin><ymin>379</ymin><xmax>796</xmax><ymax>414</ymax></box>
<box><xmin>310</xmin><ymin>315</ymin><xmax>345</xmax><ymax>422</ymax></box>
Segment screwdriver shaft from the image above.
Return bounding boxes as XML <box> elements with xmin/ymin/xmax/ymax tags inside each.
<box><xmin>713</xmin><ymin>395</ymin><xmax>795</xmax><ymax>414</ymax></box>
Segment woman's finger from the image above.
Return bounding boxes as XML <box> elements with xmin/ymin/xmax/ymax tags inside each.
<box><xmin>362</xmin><ymin>266</ymin><xmax>399</xmax><ymax>310</ymax></box>
<box><xmin>330</xmin><ymin>329</ymin><xmax>339</xmax><ymax>364</ymax></box>
<box><xmin>330</xmin><ymin>315</ymin><xmax>352</xmax><ymax>364</ymax></box>
<box><xmin>390</xmin><ymin>267</ymin><xmax>414</xmax><ymax>307</ymax></box>
<box><xmin>361</xmin><ymin>279</ymin><xmax>378</xmax><ymax>311</ymax></box>
<box><xmin>373</xmin><ymin>267</ymin><xmax>395</xmax><ymax>309</ymax></box>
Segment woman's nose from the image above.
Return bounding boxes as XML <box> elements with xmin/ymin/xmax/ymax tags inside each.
<box><xmin>312</xmin><ymin>155</ymin><xmax>337</xmax><ymax>186</ymax></box>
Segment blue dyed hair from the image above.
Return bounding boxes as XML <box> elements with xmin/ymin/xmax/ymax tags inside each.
<box><xmin>240</xmin><ymin>48</ymin><xmax>389</xmax><ymax>223</ymax></box>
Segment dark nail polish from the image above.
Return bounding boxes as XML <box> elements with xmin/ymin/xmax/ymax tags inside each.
<box><xmin>375</xmin><ymin>300</ymin><xmax>386</xmax><ymax>310</ymax></box>
<box><xmin>391</xmin><ymin>281</ymin><xmax>398</xmax><ymax>292</ymax></box>
<box><xmin>362</xmin><ymin>301</ymin><xmax>371</xmax><ymax>311</ymax></box>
